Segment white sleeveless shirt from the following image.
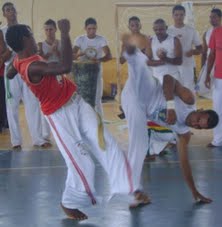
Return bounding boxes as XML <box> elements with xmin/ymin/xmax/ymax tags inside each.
<box><xmin>41</xmin><ymin>40</ymin><xmax>61</xmax><ymax>62</ymax></box>
<box><xmin>151</xmin><ymin>35</ymin><xmax>179</xmax><ymax>82</ymax></box>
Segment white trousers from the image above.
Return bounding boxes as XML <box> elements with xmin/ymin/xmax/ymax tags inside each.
<box><xmin>95</xmin><ymin>66</ymin><xmax>103</xmax><ymax>116</ymax></box>
<box><xmin>178</xmin><ymin>65</ymin><xmax>195</xmax><ymax>92</ymax></box>
<box><xmin>5</xmin><ymin>74</ymin><xmax>50</xmax><ymax>146</ymax></box>
<box><xmin>196</xmin><ymin>63</ymin><xmax>213</xmax><ymax>99</ymax></box>
<box><xmin>121</xmin><ymin>81</ymin><xmax>148</xmax><ymax>189</ymax></box>
<box><xmin>46</xmin><ymin>95</ymin><xmax>135</xmax><ymax>209</ymax></box>
<box><xmin>212</xmin><ymin>78</ymin><xmax>222</xmax><ymax>146</ymax></box>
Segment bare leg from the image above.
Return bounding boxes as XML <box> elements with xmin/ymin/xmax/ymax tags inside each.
<box><xmin>163</xmin><ymin>74</ymin><xmax>195</xmax><ymax>105</ymax></box>
<box><xmin>174</xmin><ymin>80</ymin><xmax>195</xmax><ymax>105</ymax></box>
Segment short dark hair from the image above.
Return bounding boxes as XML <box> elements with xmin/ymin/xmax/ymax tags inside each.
<box><xmin>211</xmin><ymin>8</ymin><xmax>222</xmax><ymax>18</ymax></box>
<box><xmin>44</xmin><ymin>19</ymin><xmax>57</xmax><ymax>29</ymax></box>
<box><xmin>205</xmin><ymin>109</ymin><xmax>219</xmax><ymax>129</ymax></box>
<box><xmin>172</xmin><ymin>5</ymin><xmax>185</xmax><ymax>14</ymax></box>
<box><xmin>85</xmin><ymin>17</ymin><xmax>97</xmax><ymax>27</ymax></box>
<box><xmin>2</xmin><ymin>2</ymin><xmax>14</xmax><ymax>12</ymax></box>
<box><xmin>153</xmin><ymin>18</ymin><xmax>167</xmax><ymax>26</ymax></box>
<box><xmin>6</xmin><ymin>24</ymin><xmax>31</xmax><ymax>52</ymax></box>
<box><xmin>129</xmin><ymin>16</ymin><xmax>140</xmax><ymax>24</ymax></box>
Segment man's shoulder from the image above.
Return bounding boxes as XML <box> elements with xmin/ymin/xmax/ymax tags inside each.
<box><xmin>213</xmin><ymin>26</ymin><xmax>222</xmax><ymax>34</ymax></box>
<box><xmin>95</xmin><ymin>35</ymin><xmax>107</xmax><ymax>41</ymax></box>
<box><xmin>75</xmin><ymin>35</ymin><xmax>87</xmax><ymax>42</ymax></box>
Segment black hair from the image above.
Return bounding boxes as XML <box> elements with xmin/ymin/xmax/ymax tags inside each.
<box><xmin>128</xmin><ymin>16</ymin><xmax>140</xmax><ymax>24</ymax></box>
<box><xmin>2</xmin><ymin>2</ymin><xmax>14</xmax><ymax>12</ymax></box>
<box><xmin>205</xmin><ymin>109</ymin><xmax>219</xmax><ymax>129</ymax></box>
<box><xmin>153</xmin><ymin>18</ymin><xmax>167</xmax><ymax>26</ymax></box>
<box><xmin>211</xmin><ymin>8</ymin><xmax>222</xmax><ymax>18</ymax></box>
<box><xmin>44</xmin><ymin>19</ymin><xmax>57</xmax><ymax>29</ymax></box>
<box><xmin>172</xmin><ymin>5</ymin><xmax>185</xmax><ymax>14</ymax></box>
<box><xmin>85</xmin><ymin>17</ymin><xmax>97</xmax><ymax>27</ymax></box>
<box><xmin>6</xmin><ymin>24</ymin><xmax>31</xmax><ymax>52</ymax></box>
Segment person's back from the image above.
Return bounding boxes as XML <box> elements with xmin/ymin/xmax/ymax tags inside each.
<box><xmin>13</xmin><ymin>54</ymin><xmax>76</xmax><ymax>115</ymax></box>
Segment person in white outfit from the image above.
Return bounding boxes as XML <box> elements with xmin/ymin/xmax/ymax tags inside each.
<box><xmin>197</xmin><ymin>8</ymin><xmax>222</xmax><ymax>99</ymax></box>
<box><xmin>146</xmin><ymin>18</ymin><xmax>183</xmax><ymax>157</ymax></box>
<box><xmin>147</xmin><ymin>18</ymin><xmax>182</xmax><ymax>84</ymax></box>
<box><xmin>121</xmin><ymin>38</ymin><xmax>218</xmax><ymax>204</ymax></box>
<box><xmin>205</xmin><ymin>9</ymin><xmax>222</xmax><ymax>148</ymax></box>
<box><xmin>38</xmin><ymin>19</ymin><xmax>64</xmax><ymax>139</ymax></box>
<box><xmin>168</xmin><ymin>5</ymin><xmax>202</xmax><ymax>92</ymax></box>
<box><xmin>73</xmin><ymin>18</ymin><xmax>112</xmax><ymax>116</ymax></box>
<box><xmin>6</xmin><ymin>20</ymin><xmax>150</xmax><ymax>221</ymax></box>
<box><xmin>0</xmin><ymin>2</ymin><xmax>51</xmax><ymax>149</ymax></box>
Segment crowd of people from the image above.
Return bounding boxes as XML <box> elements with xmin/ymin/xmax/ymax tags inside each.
<box><xmin>0</xmin><ymin>1</ymin><xmax>221</xmax><ymax>221</ymax></box>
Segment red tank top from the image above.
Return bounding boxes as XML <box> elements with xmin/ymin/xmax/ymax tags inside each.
<box><xmin>13</xmin><ymin>54</ymin><xmax>76</xmax><ymax>115</ymax></box>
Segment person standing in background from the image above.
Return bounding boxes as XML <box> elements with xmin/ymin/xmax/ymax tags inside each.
<box><xmin>0</xmin><ymin>2</ymin><xmax>51</xmax><ymax>149</ymax></box>
<box><xmin>73</xmin><ymin>18</ymin><xmax>112</xmax><ymax>116</ymax></box>
<box><xmin>168</xmin><ymin>4</ymin><xmax>202</xmax><ymax>92</ymax></box>
<box><xmin>205</xmin><ymin>9</ymin><xmax>222</xmax><ymax>148</ymax></box>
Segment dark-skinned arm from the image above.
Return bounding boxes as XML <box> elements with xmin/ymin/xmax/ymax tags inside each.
<box><xmin>99</xmin><ymin>45</ymin><xmax>112</xmax><ymax>62</ymax></box>
<box><xmin>186</xmin><ymin>45</ymin><xmax>202</xmax><ymax>57</ymax></box>
<box><xmin>177</xmin><ymin>132</ymin><xmax>212</xmax><ymax>203</ymax></box>
<box><xmin>28</xmin><ymin>19</ymin><xmax>72</xmax><ymax>83</ymax></box>
<box><xmin>205</xmin><ymin>49</ymin><xmax>215</xmax><ymax>89</ymax></box>
<box><xmin>201</xmin><ymin>32</ymin><xmax>208</xmax><ymax>67</ymax></box>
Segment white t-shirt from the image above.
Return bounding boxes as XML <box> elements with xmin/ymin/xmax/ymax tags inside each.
<box><xmin>124</xmin><ymin>49</ymin><xmax>194</xmax><ymax>135</ymax></box>
<box><xmin>74</xmin><ymin>35</ymin><xmax>108</xmax><ymax>60</ymax></box>
<box><xmin>151</xmin><ymin>34</ymin><xmax>179</xmax><ymax>82</ymax></box>
<box><xmin>41</xmin><ymin>40</ymin><xmax>61</xmax><ymax>62</ymax></box>
<box><xmin>167</xmin><ymin>25</ymin><xmax>201</xmax><ymax>67</ymax></box>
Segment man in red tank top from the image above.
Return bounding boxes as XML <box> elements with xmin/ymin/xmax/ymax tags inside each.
<box><xmin>5</xmin><ymin>19</ymin><xmax>150</xmax><ymax>220</ymax></box>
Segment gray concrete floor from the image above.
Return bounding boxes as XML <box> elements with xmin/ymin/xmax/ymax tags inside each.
<box><xmin>0</xmin><ymin>146</ymin><xmax>222</xmax><ymax>227</ymax></box>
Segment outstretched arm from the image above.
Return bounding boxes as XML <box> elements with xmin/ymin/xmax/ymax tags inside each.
<box><xmin>29</xmin><ymin>19</ymin><xmax>72</xmax><ymax>83</ymax></box>
<box><xmin>205</xmin><ymin>49</ymin><xmax>215</xmax><ymax>89</ymax></box>
<box><xmin>177</xmin><ymin>132</ymin><xmax>212</xmax><ymax>203</ymax></box>
<box><xmin>201</xmin><ymin>32</ymin><xmax>208</xmax><ymax>67</ymax></box>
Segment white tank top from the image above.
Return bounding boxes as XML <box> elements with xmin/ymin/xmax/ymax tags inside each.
<box><xmin>151</xmin><ymin>35</ymin><xmax>179</xmax><ymax>80</ymax></box>
<box><xmin>41</xmin><ymin>40</ymin><xmax>61</xmax><ymax>62</ymax></box>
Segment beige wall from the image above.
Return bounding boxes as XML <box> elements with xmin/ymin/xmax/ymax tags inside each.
<box><xmin>1</xmin><ymin>0</ymin><xmax>222</xmax><ymax>57</ymax></box>
<box><xmin>1</xmin><ymin>0</ymin><xmax>222</xmax><ymax>96</ymax></box>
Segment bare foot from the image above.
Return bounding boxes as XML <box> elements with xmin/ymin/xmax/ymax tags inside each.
<box><xmin>144</xmin><ymin>155</ymin><xmax>156</xmax><ymax>161</ymax></box>
<box><xmin>129</xmin><ymin>191</ymin><xmax>151</xmax><ymax>209</ymax></box>
<box><xmin>40</xmin><ymin>142</ymin><xmax>52</xmax><ymax>148</ymax></box>
<box><xmin>207</xmin><ymin>143</ymin><xmax>217</xmax><ymax>148</ymax></box>
<box><xmin>12</xmin><ymin>145</ymin><xmax>22</xmax><ymax>151</ymax></box>
<box><xmin>60</xmin><ymin>203</ymin><xmax>88</xmax><ymax>220</ymax></box>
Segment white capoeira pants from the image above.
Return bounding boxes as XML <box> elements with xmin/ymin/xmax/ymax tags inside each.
<box><xmin>178</xmin><ymin>65</ymin><xmax>195</xmax><ymax>92</ymax></box>
<box><xmin>211</xmin><ymin>78</ymin><xmax>222</xmax><ymax>146</ymax></box>
<box><xmin>46</xmin><ymin>95</ymin><xmax>135</xmax><ymax>209</ymax></box>
<box><xmin>5</xmin><ymin>74</ymin><xmax>50</xmax><ymax>146</ymax></box>
<box><xmin>95</xmin><ymin>66</ymin><xmax>103</xmax><ymax>116</ymax></box>
<box><xmin>121</xmin><ymin>83</ymin><xmax>148</xmax><ymax>189</ymax></box>
<box><xmin>196</xmin><ymin>63</ymin><xmax>213</xmax><ymax>99</ymax></box>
